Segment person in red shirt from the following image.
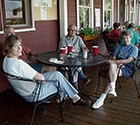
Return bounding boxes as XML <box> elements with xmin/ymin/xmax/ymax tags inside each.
<box><xmin>108</xmin><ymin>22</ymin><xmax>121</xmax><ymax>44</ymax></box>
<box><xmin>2</xmin><ymin>26</ymin><xmax>56</xmax><ymax>73</ymax></box>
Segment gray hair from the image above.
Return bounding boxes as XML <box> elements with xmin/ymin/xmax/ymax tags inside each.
<box><xmin>120</xmin><ymin>30</ymin><xmax>133</xmax><ymax>39</ymax></box>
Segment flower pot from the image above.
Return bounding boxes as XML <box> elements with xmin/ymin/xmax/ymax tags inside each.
<box><xmin>78</xmin><ymin>34</ymin><xmax>99</xmax><ymax>41</ymax></box>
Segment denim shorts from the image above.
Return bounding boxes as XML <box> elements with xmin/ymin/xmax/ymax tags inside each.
<box><xmin>121</xmin><ymin>66</ymin><xmax>133</xmax><ymax>77</ymax></box>
<box><xmin>30</xmin><ymin>63</ymin><xmax>43</xmax><ymax>73</ymax></box>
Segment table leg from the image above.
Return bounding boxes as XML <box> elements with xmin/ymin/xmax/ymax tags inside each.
<box><xmin>67</xmin><ymin>67</ymin><xmax>93</xmax><ymax>104</ymax></box>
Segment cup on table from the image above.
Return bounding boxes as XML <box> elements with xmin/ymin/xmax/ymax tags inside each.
<box><xmin>68</xmin><ymin>45</ymin><xmax>73</xmax><ymax>53</ymax></box>
<box><xmin>93</xmin><ymin>46</ymin><xmax>99</xmax><ymax>55</ymax></box>
<box><xmin>60</xmin><ymin>48</ymin><xmax>66</xmax><ymax>54</ymax></box>
<box><xmin>60</xmin><ymin>54</ymin><xmax>65</xmax><ymax>61</ymax></box>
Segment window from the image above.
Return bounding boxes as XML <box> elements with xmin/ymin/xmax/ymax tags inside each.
<box><xmin>103</xmin><ymin>0</ymin><xmax>113</xmax><ymax>29</ymax></box>
<box><xmin>0</xmin><ymin>0</ymin><xmax>35</xmax><ymax>33</ymax></box>
<box><xmin>139</xmin><ymin>3</ymin><xmax>140</xmax><ymax>25</ymax></box>
<box><xmin>130</xmin><ymin>0</ymin><xmax>135</xmax><ymax>23</ymax></box>
<box><xmin>77</xmin><ymin>0</ymin><xmax>93</xmax><ymax>29</ymax></box>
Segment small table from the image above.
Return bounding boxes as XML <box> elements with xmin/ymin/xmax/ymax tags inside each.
<box><xmin>37</xmin><ymin>51</ymin><xmax>106</xmax><ymax>103</ymax></box>
<box><xmin>36</xmin><ymin>51</ymin><xmax>106</xmax><ymax>83</ymax></box>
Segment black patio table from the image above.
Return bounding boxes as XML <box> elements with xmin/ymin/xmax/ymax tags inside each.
<box><xmin>36</xmin><ymin>51</ymin><xmax>106</xmax><ymax>103</ymax></box>
<box><xmin>36</xmin><ymin>51</ymin><xmax>106</xmax><ymax>83</ymax></box>
<box><xmin>37</xmin><ymin>51</ymin><xmax>106</xmax><ymax>83</ymax></box>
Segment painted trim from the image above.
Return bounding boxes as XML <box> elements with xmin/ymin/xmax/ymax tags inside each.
<box><xmin>103</xmin><ymin>0</ymin><xmax>104</xmax><ymax>29</ymax></box>
<box><xmin>59</xmin><ymin>0</ymin><xmax>68</xmax><ymax>38</ymax></box>
<box><xmin>0</xmin><ymin>28</ymin><xmax>36</xmax><ymax>34</ymax></box>
<box><xmin>76</xmin><ymin>0</ymin><xmax>79</xmax><ymax>29</ymax></box>
<box><xmin>91</xmin><ymin>0</ymin><xmax>94</xmax><ymax>28</ymax></box>
<box><xmin>118</xmin><ymin>0</ymin><xmax>120</xmax><ymax>22</ymax></box>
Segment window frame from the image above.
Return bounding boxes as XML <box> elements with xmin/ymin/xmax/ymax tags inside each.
<box><xmin>139</xmin><ymin>3</ymin><xmax>140</xmax><ymax>25</ymax></box>
<box><xmin>0</xmin><ymin>0</ymin><xmax>35</xmax><ymax>34</ymax></box>
<box><xmin>129</xmin><ymin>0</ymin><xmax>136</xmax><ymax>23</ymax></box>
<box><xmin>76</xmin><ymin>0</ymin><xmax>94</xmax><ymax>30</ymax></box>
<box><xmin>103</xmin><ymin>0</ymin><xmax>114</xmax><ymax>30</ymax></box>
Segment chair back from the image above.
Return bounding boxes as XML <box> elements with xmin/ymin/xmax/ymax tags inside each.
<box><xmin>1</xmin><ymin>69</ymin><xmax>59</xmax><ymax>102</ymax></box>
<box><xmin>103</xmin><ymin>34</ymin><xmax>119</xmax><ymax>58</ymax></box>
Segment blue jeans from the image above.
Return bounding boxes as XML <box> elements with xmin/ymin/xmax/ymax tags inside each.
<box><xmin>23</xmin><ymin>71</ymin><xmax>78</xmax><ymax>102</ymax></box>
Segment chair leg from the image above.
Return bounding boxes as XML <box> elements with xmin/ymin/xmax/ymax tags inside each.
<box><xmin>59</xmin><ymin>101</ymin><xmax>65</xmax><ymax>123</ymax></box>
<box><xmin>110</xmin><ymin>98</ymin><xmax>114</xmax><ymax>103</ymax></box>
<box><xmin>41</xmin><ymin>104</ymin><xmax>45</xmax><ymax>113</ymax></box>
<box><xmin>5</xmin><ymin>96</ymin><xmax>15</xmax><ymax>123</ymax></box>
<box><xmin>132</xmin><ymin>78</ymin><xmax>140</xmax><ymax>98</ymax></box>
<box><xmin>95</xmin><ymin>75</ymin><xmax>101</xmax><ymax>94</ymax></box>
<box><xmin>30</xmin><ymin>105</ymin><xmax>38</xmax><ymax>125</ymax></box>
<box><xmin>3</xmin><ymin>83</ymin><xmax>11</xmax><ymax>99</ymax></box>
<box><xmin>117</xmin><ymin>78</ymin><xmax>122</xmax><ymax>89</ymax></box>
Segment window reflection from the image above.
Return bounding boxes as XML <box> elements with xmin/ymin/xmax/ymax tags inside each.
<box><xmin>104</xmin><ymin>0</ymin><xmax>112</xmax><ymax>9</ymax></box>
<box><xmin>79</xmin><ymin>7</ymin><xmax>89</xmax><ymax>28</ymax></box>
<box><xmin>104</xmin><ymin>0</ymin><xmax>112</xmax><ymax>28</ymax></box>
<box><xmin>5</xmin><ymin>0</ymin><xmax>31</xmax><ymax>27</ymax></box>
<box><xmin>79</xmin><ymin>0</ymin><xmax>91</xmax><ymax>6</ymax></box>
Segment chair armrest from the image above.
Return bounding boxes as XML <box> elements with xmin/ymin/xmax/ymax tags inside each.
<box><xmin>0</xmin><ymin>68</ymin><xmax>60</xmax><ymax>101</ymax></box>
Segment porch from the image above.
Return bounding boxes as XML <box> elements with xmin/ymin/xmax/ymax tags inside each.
<box><xmin>0</xmin><ymin>63</ymin><xmax>140</xmax><ymax>125</ymax></box>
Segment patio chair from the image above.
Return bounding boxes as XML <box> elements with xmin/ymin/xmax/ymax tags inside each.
<box><xmin>2</xmin><ymin>53</ymin><xmax>33</xmax><ymax>99</ymax></box>
<box><xmin>103</xmin><ymin>34</ymin><xmax>119</xmax><ymax>59</ymax></box>
<box><xmin>1</xmin><ymin>68</ymin><xmax>65</xmax><ymax>125</ymax></box>
<box><xmin>95</xmin><ymin>60</ymin><xmax>140</xmax><ymax>99</ymax></box>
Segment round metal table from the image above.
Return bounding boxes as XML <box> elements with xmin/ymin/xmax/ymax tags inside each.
<box><xmin>36</xmin><ymin>51</ymin><xmax>106</xmax><ymax>67</ymax></box>
<box><xmin>37</xmin><ymin>51</ymin><xmax>106</xmax><ymax>83</ymax></box>
<box><xmin>36</xmin><ymin>51</ymin><xmax>106</xmax><ymax>103</ymax></box>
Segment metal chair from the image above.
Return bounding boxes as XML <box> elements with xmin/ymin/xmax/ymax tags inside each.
<box><xmin>102</xmin><ymin>34</ymin><xmax>119</xmax><ymax>58</ymax></box>
<box><xmin>2</xmin><ymin>53</ymin><xmax>33</xmax><ymax>99</ymax></box>
<box><xmin>1</xmin><ymin>68</ymin><xmax>65</xmax><ymax>125</ymax></box>
<box><xmin>95</xmin><ymin>61</ymin><xmax>140</xmax><ymax>99</ymax></box>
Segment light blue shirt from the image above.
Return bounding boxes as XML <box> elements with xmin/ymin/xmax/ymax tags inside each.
<box><xmin>59</xmin><ymin>35</ymin><xmax>86</xmax><ymax>51</ymax></box>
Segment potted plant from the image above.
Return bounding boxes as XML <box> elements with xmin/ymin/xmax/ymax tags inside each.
<box><xmin>78</xmin><ymin>26</ymin><xmax>99</xmax><ymax>41</ymax></box>
<box><xmin>102</xmin><ymin>27</ymin><xmax>113</xmax><ymax>37</ymax></box>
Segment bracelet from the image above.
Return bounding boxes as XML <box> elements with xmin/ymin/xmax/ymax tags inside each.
<box><xmin>115</xmin><ymin>60</ymin><xmax>117</xmax><ymax>64</ymax></box>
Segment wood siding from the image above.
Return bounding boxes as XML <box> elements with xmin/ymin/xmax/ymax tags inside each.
<box><xmin>0</xmin><ymin>20</ymin><xmax>59</xmax><ymax>93</ymax></box>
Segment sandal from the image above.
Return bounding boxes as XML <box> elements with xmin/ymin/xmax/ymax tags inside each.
<box><xmin>72</xmin><ymin>99</ymin><xmax>90</xmax><ymax>106</ymax></box>
<box><xmin>64</xmin><ymin>96</ymin><xmax>70</xmax><ymax>101</ymax></box>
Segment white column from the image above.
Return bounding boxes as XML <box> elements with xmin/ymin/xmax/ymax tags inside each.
<box><xmin>59</xmin><ymin>0</ymin><xmax>68</xmax><ymax>38</ymax></box>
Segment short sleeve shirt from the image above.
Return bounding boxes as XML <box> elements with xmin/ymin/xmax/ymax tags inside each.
<box><xmin>59</xmin><ymin>35</ymin><xmax>86</xmax><ymax>51</ymax></box>
<box><xmin>3</xmin><ymin>56</ymin><xmax>37</xmax><ymax>96</ymax></box>
<box><xmin>113</xmin><ymin>44</ymin><xmax>138</xmax><ymax>69</ymax></box>
<box><xmin>108</xmin><ymin>29</ymin><xmax>120</xmax><ymax>43</ymax></box>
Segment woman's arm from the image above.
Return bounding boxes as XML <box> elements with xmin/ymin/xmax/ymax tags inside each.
<box><xmin>107</xmin><ymin>56</ymin><xmax>134</xmax><ymax>64</ymax></box>
<box><xmin>116</xmin><ymin>56</ymin><xmax>134</xmax><ymax>64</ymax></box>
<box><xmin>33</xmin><ymin>72</ymin><xmax>45</xmax><ymax>84</ymax></box>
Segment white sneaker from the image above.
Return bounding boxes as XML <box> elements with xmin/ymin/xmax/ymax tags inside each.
<box><xmin>92</xmin><ymin>99</ymin><xmax>104</xmax><ymax>109</ymax></box>
<box><xmin>108</xmin><ymin>89</ymin><xmax>117</xmax><ymax>97</ymax></box>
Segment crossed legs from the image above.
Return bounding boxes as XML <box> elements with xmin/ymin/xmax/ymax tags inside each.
<box><xmin>92</xmin><ymin>63</ymin><xmax>123</xmax><ymax>109</ymax></box>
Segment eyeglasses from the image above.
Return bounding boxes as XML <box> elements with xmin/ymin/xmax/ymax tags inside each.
<box><xmin>69</xmin><ymin>29</ymin><xmax>77</xmax><ymax>32</ymax></box>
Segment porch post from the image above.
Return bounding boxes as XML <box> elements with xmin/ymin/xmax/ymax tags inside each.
<box><xmin>59</xmin><ymin>0</ymin><xmax>68</xmax><ymax>38</ymax></box>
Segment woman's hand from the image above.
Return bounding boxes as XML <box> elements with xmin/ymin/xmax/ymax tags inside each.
<box><xmin>33</xmin><ymin>73</ymin><xmax>46</xmax><ymax>84</ymax></box>
<box><xmin>106</xmin><ymin>59</ymin><xmax>116</xmax><ymax>64</ymax></box>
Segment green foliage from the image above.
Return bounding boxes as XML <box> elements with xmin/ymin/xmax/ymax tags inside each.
<box><xmin>78</xmin><ymin>27</ymin><xmax>99</xmax><ymax>36</ymax></box>
<box><xmin>104</xmin><ymin>27</ymin><xmax>113</xmax><ymax>33</ymax></box>
<box><xmin>135</xmin><ymin>25</ymin><xmax>140</xmax><ymax>30</ymax></box>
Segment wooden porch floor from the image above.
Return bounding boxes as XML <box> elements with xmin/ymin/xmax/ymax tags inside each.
<box><xmin>0</xmin><ymin>65</ymin><xmax>140</xmax><ymax>125</ymax></box>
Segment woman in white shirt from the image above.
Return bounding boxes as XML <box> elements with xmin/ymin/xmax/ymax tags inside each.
<box><xmin>3</xmin><ymin>35</ymin><xmax>90</xmax><ymax>106</ymax></box>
